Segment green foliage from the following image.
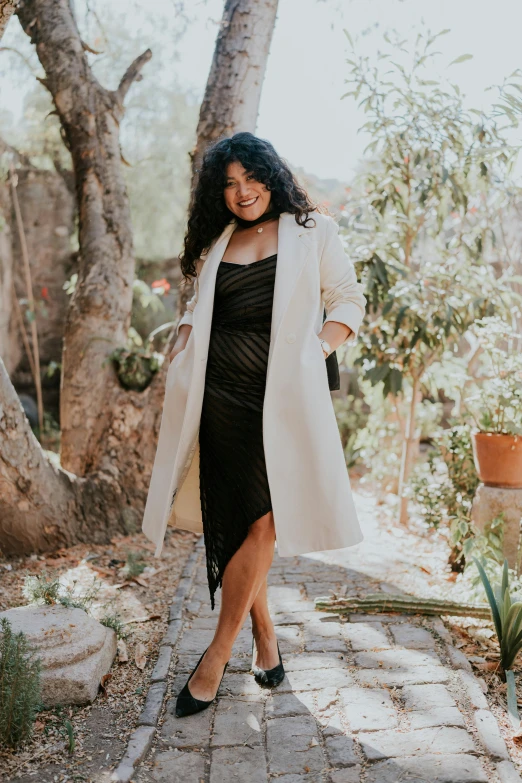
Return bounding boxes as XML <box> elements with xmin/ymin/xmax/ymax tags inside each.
<box><xmin>333</xmin><ymin>393</ymin><xmax>368</xmax><ymax>468</ymax></box>
<box><xmin>474</xmin><ymin>558</ymin><xmax>522</xmax><ymax>726</ymax></box>
<box><xmin>123</xmin><ymin>551</ymin><xmax>146</xmax><ymax>579</ymax></box>
<box><xmin>0</xmin><ymin>618</ymin><xmax>42</xmax><ymax>749</ymax></box>
<box><xmin>342</xmin><ymin>30</ymin><xmax>519</xmax><ymax>400</ymax></box>
<box><xmin>22</xmin><ymin>574</ymin><xmax>62</xmax><ymax>606</ymax></box>
<box><xmin>110</xmin><ymin>345</ymin><xmax>164</xmax><ymax>392</ymax></box>
<box><xmin>99</xmin><ymin>613</ymin><xmax>127</xmax><ymax>640</ymax></box>
<box><xmin>23</xmin><ymin>573</ymin><xmax>101</xmax><ymax>613</ymax></box>
<box><xmin>465</xmin><ymin>317</ymin><xmax>522</xmax><ymax>435</ymax></box>
<box><xmin>411</xmin><ymin>424</ymin><xmax>480</xmax><ymax>566</ymax></box>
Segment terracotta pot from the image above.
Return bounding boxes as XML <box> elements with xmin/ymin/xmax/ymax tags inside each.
<box><xmin>471</xmin><ymin>432</ymin><xmax>522</xmax><ymax>489</ymax></box>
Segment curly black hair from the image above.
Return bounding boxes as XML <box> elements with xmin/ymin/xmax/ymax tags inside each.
<box><xmin>179</xmin><ymin>132</ymin><xmax>322</xmax><ymax>279</ymax></box>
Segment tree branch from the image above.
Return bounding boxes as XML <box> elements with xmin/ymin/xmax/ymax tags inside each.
<box><xmin>116</xmin><ymin>48</ymin><xmax>152</xmax><ymax>105</ymax></box>
<box><xmin>0</xmin><ymin>0</ymin><xmax>19</xmax><ymax>41</ymax></box>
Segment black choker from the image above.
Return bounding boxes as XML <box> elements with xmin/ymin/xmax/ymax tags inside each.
<box><xmin>234</xmin><ymin>207</ymin><xmax>280</xmax><ymax>229</ymax></box>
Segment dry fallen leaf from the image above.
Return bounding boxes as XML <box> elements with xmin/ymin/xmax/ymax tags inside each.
<box><xmin>133</xmin><ymin>576</ymin><xmax>148</xmax><ymax>587</ymax></box>
<box><xmin>117</xmin><ymin>639</ymin><xmax>128</xmax><ymax>663</ymax></box>
<box><xmin>135</xmin><ymin>643</ymin><xmax>147</xmax><ymax>670</ymax></box>
<box><xmin>100</xmin><ymin>673</ymin><xmax>112</xmax><ymax>695</ymax></box>
<box><xmin>512</xmin><ymin>727</ymin><xmax>522</xmax><ymax>744</ymax></box>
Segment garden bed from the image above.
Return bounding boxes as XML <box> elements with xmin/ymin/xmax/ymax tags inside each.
<box><xmin>0</xmin><ymin>527</ymin><xmax>198</xmax><ymax>782</ymax></box>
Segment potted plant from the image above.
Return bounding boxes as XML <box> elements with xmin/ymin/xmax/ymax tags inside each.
<box><xmin>466</xmin><ymin>318</ymin><xmax>522</xmax><ymax>489</ymax></box>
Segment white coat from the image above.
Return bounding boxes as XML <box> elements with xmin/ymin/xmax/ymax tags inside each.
<box><xmin>142</xmin><ymin>211</ymin><xmax>367</xmax><ymax>558</ymax></box>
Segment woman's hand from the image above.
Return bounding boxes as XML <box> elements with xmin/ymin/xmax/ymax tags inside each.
<box><xmin>318</xmin><ymin>321</ymin><xmax>353</xmax><ymax>357</ymax></box>
<box><xmin>169</xmin><ymin>324</ymin><xmax>192</xmax><ymax>363</ymax></box>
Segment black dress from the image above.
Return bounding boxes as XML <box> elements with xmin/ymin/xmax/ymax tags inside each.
<box><xmin>199</xmin><ymin>253</ymin><xmax>277</xmax><ymax>609</ymax></box>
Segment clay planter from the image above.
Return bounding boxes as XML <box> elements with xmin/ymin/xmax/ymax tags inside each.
<box><xmin>472</xmin><ymin>432</ymin><xmax>522</xmax><ymax>489</ymax></box>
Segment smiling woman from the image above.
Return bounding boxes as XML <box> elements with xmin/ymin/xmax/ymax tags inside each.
<box><xmin>142</xmin><ymin>131</ymin><xmax>366</xmax><ymax>718</ymax></box>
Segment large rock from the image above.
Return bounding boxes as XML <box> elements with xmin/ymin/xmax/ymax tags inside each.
<box><xmin>0</xmin><ymin>604</ymin><xmax>116</xmax><ymax>706</ymax></box>
<box><xmin>472</xmin><ymin>483</ymin><xmax>522</xmax><ymax>572</ymax></box>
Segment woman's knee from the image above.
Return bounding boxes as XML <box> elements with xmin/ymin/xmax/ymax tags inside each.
<box><xmin>248</xmin><ymin>511</ymin><xmax>275</xmax><ymax>544</ymax></box>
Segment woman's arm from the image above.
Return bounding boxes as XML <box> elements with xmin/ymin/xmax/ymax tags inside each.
<box><xmin>317</xmin><ymin>216</ymin><xmax>366</xmax><ymax>353</ymax></box>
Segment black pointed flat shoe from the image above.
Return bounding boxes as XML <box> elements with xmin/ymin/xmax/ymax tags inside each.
<box><xmin>251</xmin><ymin>636</ymin><xmax>285</xmax><ymax>688</ymax></box>
<box><xmin>175</xmin><ymin>648</ymin><xmax>228</xmax><ymax>718</ymax></box>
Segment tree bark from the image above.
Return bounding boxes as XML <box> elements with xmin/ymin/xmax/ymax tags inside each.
<box><xmin>0</xmin><ymin>357</ymin><xmax>126</xmax><ymax>555</ymax></box>
<box><xmin>0</xmin><ymin>0</ymin><xmax>18</xmax><ymax>40</ymax></box>
<box><xmin>398</xmin><ymin>375</ymin><xmax>421</xmax><ymax>526</ymax></box>
<box><xmin>16</xmin><ymin>0</ymin><xmax>151</xmax><ymax>476</ymax></box>
<box><xmin>178</xmin><ymin>0</ymin><xmax>280</xmax><ymax>315</ymax></box>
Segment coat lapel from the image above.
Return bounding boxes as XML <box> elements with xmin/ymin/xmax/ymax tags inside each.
<box><xmin>269</xmin><ymin>212</ymin><xmax>315</xmax><ymax>362</ymax></box>
<box><xmin>193</xmin><ymin>211</ymin><xmax>314</xmax><ymax>362</ymax></box>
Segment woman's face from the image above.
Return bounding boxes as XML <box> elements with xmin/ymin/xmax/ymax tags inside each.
<box><xmin>223</xmin><ymin>161</ymin><xmax>272</xmax><ymax>220</ymax></box>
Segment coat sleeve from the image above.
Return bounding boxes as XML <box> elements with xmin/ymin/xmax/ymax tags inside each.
<box><xmin>176</xmin><ymin>274</ymin><xmax>200</xmax><ymax>333</ymax></box>
<box><xmin>320</xmin><ymin>216</ymin><xmax>366</xmax><ymax>344</ymax></box>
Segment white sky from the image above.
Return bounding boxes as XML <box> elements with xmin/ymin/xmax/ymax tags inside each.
<box><xmin>1</xmin><ymin>0</ymin><xmax>522</xmax><ymax>181</ymax></box>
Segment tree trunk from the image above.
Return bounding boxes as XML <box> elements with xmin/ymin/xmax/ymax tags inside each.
<box><xmin>398</xmin><ymin>375</ymin><xmax>421</xmax><ymax>526</ymax></box>
<box><xmin>0</xmin><ymin>0</ymin><xmax>18</xmax><ymax>40</ymax></box>
<box><xmin>0</xmin><ymin>358</ymin><xmax>127</xmax><ymax>555</ymax></box>
<box><xmin>16</xmin><ymin>0</ymin><xmax>151</xmax><ymax>476</ymax></box>
<box><xmin>178</xmin><ymin>0</ymin><xmax>280</xmax><ymax>316</ymax></box>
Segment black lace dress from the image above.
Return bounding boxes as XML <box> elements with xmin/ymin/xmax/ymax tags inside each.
<box><xmin>199</xmin><ymin>253</ymin><xmax>277</xmax><ymax>609</ymax></box>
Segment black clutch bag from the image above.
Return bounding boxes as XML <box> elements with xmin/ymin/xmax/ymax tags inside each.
<box><xmin>323</xmin><ymin>308</ymin><xmax>340</xmax><ymax>391</ymax></box>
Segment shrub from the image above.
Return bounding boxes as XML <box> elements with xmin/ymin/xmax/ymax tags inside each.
<box><xmin>0</xmin><ymin>618</ymin><xmax>42</xmax><ymax>748</ymax></box>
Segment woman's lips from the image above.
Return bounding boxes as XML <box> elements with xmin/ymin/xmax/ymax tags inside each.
<box><xmin>237</xmin><ymin>196</ymin><xmax>259</xmax><ymax>208</ymax></box>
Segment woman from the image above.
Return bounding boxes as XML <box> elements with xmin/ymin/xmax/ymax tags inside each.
<box><xmin>142</xmin><ymin>132</ymin><xmax>366</xmax><ymax>718</ymax></box>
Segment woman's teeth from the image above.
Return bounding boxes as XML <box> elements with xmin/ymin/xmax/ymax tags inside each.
<box><xmin>238</xmin><ymin>197</ymin><xmax>258</xmax><ymax>207</ymax></box>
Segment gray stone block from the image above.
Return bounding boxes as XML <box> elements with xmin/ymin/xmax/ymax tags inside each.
<box><xmin>324</xmin><ymin>733</ymin><xmax>358</xmax><ymax>766</ymax></box>
<box><xmin>472</xmin><ymin>484</ymin><xmax>522</xmax><ymax>571</ymax></box>
<box><xmin>212</xmin><ymin>698</ymin><xmax>264</xmax><ymax>747</ymax></box>
<box><xmin>365</xmin><ymin>753</ymin><xmax>488</xmax><ymax>783</ymax></box>
<box><xmin>266</xmin><ymin>691</ymin><xmax>313</xmax><ymax>718</ymax></box>
<box><xmin>150</xmin><ymin>748</ymin><xmax>207</xmax><ymax>781</ymax></box>
<box><xmin>497</xmin><ymin>760</ymin><xmax>522</xmax><ymax>782</ymax></box>
<box><xmin>447</xmin><ymin>644</ymin><xmax>473</xmax><ymax>672</ymax></box>
<box><xmin>458</xmin><ymin>670</ymin><xmax>489</xmax><ymax>710</ymax></box>
<box><xmin>355</xmin><ymin>648</ymin><xmax>441</xmax><ymax>669</ymax></box>
<box><xmin>267</xmin><ymin>716</ymin><xmax>324</xmax><ymax>775</ymax></box>
<box><xmin>221</xmin><ymin>673</ymin><xmax>264</xmax><ymax>697</ymax></box>
<box><xmin>357</xmin><ymin>665</ymin><xmax>449</xmax><ymax>687</ymax></box>
<box><xmin>162</xmin><ymin>618</ymin><xmax>182</xmax><ymax>647</ymax></box>
<box><xmin>408</xmin><ymin>706</ymin><xmax>466</xmax><ymax>729</ymax></box>
<box><xmin>161</xmin><ymin>697</ymin><xmax>212</xmax><ymax>748</ymax></box>
<box><xmin>474</xmin><ymin>709</ymin><xmax>509</xmax><ymax>760</ymax></box>
<box><xmin>401</xmin><ymin>683</ymin><xmax>464</xmax><ymax>727</ymax></box>
<box><xmin>402</xmin><ymin>683</ymin><xmax>457</xmax><ymax>710</ymax></box>
<box><xmin>112</xmin><ymin>725</ymin><xmax>155</xmax><ymax>782</ymax></box>
<box><xmin>279</xmin><ymin>667</ymin><xmax>354</xmax><ymax>692</ymax></box>
<box><xmin>330</xmin><ymin>768</ymin><xmax>363</xmax><ymax>783</ymax></box>
<box><xmin>340</xmin><ymin>687</ymin><xmax>398</xmax><ymax>732</ymax></box>
<box><xmin>151</xmin><ymin>646</ymin><xmax>172</xmax><ymax>682</ymax></box>
<box><xmin>0</xmin><ymin>605</ymin><xmax>116</xmax><ymax>707</ymax></box>
<box><xmin>284</xmin><ymin>652</ymin><xmax>346</xmax><ymax>671</ymax></box>
<box><xmin>177</xmin><ymin>628</ymin><xmax>215</xmax><ymax>653</ymax></box>
<box><xmin>210</xmin><ymin>745</ymin><xmax>267</xmax><ymax>783</ymax></box>
<box><xmin>343</xmin><ymin>622</ymin><xmax>391</xmax><ymax>651</ymax></box>
<box><xmin>358</xmin><ymin>726</ymin><xmax>476</xmax><ymax>760</ymax></box>
<box><xmin>389</xmin><ymin>623</ymin><xmax>436</xmax><ymax>649</ymax></box>
<box><xmin>138</xmin><ymin>680</ymin><xmax>167</xmax><ymax>726</ymax></box>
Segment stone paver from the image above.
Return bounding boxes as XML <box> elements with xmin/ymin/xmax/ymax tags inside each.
<box><xmin>130</xmin><ymin>508</ymin><xmax>519</xmax><ymax>783</ymax></box>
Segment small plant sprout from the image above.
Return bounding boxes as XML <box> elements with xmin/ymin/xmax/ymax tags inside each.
<box><xmin>474</xmin><ymin>557</ymin><xmax>522</xmax><ymax>727</ymax></box>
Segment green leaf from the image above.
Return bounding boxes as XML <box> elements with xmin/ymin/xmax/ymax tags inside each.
<box><xmin>449</xmin><ymin>54</ymin><xmax>473</xmax><ymax>66</ymax></box>
<box><xmin>506</xmin><ymin>670</ymin><xmax>520</xmax><ymax>728</ymax></box>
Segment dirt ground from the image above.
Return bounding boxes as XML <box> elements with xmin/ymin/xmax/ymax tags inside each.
<box><xmin>1</xmin><ymin>485</ymin><xmax>522</xmax><ymax>780</ymax></box>
<box><xmin>0</xmin><ymin>526</ymin><xmax>198</xmax><ymax>783</ymax></box>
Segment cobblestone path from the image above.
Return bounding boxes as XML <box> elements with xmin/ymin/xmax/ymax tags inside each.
<box><xmin>119</xmin><ymin>496</ymin><xmax>521</xmax><ymax>783</ymax></box>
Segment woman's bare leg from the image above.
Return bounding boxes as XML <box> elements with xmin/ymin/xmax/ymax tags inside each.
<box><xmin>187</xmin><ymin>510</ymin><xmax>276</xmax><ymax>701</ymax></box>
<box><xmin>250</xmin><ymin>578</ymin><xmax>279</xmax><ymax>670</ymax></box>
